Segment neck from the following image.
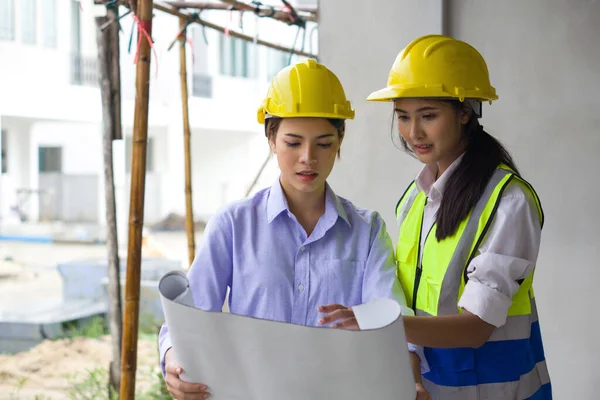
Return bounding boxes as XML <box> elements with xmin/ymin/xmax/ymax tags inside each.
<box><xmin>280</xmin><ymin>178</ymin><xmax>326</xmax><ymax>235</ymax></box>
<box><xmin>283</xmin><ymin>183</ymin><xmax>326</xmax><ymax>217</ymax></box>
<box><xmin>436</xmin><ymin>148</ymin><xmax>467</xmax><ymax>180</ymax></box>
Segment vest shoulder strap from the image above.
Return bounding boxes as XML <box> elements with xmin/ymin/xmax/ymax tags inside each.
<box><xmin>395</xmin><ymin>180</ymin><xmax>418</xmax><ymax>226</ymax></box>
<box><xmin>498</xmin><ymin>164</ymin><xmax>544</xmax><ymax>228</ymax></box>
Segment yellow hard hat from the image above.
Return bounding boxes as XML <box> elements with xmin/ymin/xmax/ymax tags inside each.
<box><xmin>367</xmin><ymin>34</ymin><xmax>498</xmax><ymax>103</ymax></box>
<box><xmin>257</xmin><ymin>59</ymin><xmax>355</xmax><ymax>124</ymax></box>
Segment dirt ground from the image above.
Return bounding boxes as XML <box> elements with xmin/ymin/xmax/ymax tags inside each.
<box><xmin>0</xmin><ymin>232</ymin><xmax>188</xmax><ymax>399</ymax></box>
<box><xmin>0</xmin><ymin>335</ymin><xmax>159</xmax><ymax>399</ymax></box>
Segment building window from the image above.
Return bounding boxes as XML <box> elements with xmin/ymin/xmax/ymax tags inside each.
<box><xmin>21</xmin><ymin>0</ymin><xmax>37</xmax><ymax>45</ymax></box>
<box><xmin>71</xmin><ymin>0</ymin><xmax>81</xmax><ymax>54</ymax></box>
<box><xmin>39</xmin><ymin>147</ymin><xmax>62</xmax><ymax>173</ymax></box>
<box><xmin>0</xmin><ymin>0</ymin><xmax>15</xmax><ymax>41</ymax></box>
<box><xmin>192</xmin><ymin>74</ymin><xmax>213</xmax><ymax>98</ymax></box>
<box><xmin>219</xmin><ymin>34</ymin><xmax>255</xmax><ymax>78</ymax></box>
<box><xmin>42</xmin><ymin>0</ymin><xmax>57</xmax><ymax>48</ymax></box>
<box><xmin>1</xmin><ymin>130</ymin><xmax>7</xmax><ymax>174</ymax></box>
<box><xmin>191</xmin><ymin>26</ymin><xmax>212</xmax><ymax>98</ymax></box>
<box><xmin>126</xmin><ymin>137</ymin><xmax>154</xmax><ymax>173</ymax></box>
<box><xmin>192</xmin><ymin>25</ymin><xmax>209</xmax><ymax>74</ymax></box>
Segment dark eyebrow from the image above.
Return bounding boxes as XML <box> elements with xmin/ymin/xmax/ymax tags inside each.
<box><xmin>284</xmin><ymin>133</ymin><xmax>335</xmax><ymax>139</ymax></box>
<box><xmin>394</xmin><ymin>106</ymin><xmax>440</xmax><ymax>113</ymax></box>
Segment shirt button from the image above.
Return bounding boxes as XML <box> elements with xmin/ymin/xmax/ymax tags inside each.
<box><xmin>300</xmin><ymin>246</ymin><xmax>305</xmax><ymax>251</ymax></box>
<box><xmin>298</xmin><ymin>284</ymin><xmax>304</xmax><ymax>292</ymax></box>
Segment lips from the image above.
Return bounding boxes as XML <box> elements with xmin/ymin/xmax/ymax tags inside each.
<box><xmin>297</xmin><ymin>170</ymin><xmax>318</xmax><ymax>176</ymax></box>
<box><xmin>413</xmin><ymin>144</ymin><xmax>433</xmax><ymax>154</ymax></box>
<box><xmin>297</xmin><ymin>170</ymin><xmax>318</xmax><ymax>182</ymax></box>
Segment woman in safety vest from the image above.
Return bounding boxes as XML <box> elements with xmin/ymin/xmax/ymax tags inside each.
<box><xmin>366</xmin><ymin>34</ymin><xmax>552</xmax><ymax>399</ymax></box>
<box><xmin>159</xmin><ymin>59</ymin><xmax>430</xmax><ymax>400</ymax></box>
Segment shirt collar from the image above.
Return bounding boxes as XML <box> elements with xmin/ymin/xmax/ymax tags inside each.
<box><xmin>326</xmin><ymin>182</ymin><xmax>351</xmax><ymax>228</ymax></box>
<box><xmin>415</xmin><ymin>153</ymin><xmax>465</xmax><ymax>201</ymax></box>
<box><xmin>266</xmin><ymin>177</ymin><xmax>289</xmax><ymax>223</ymax></box>
<box><xmin>266</xmin><ymin>177</ymin><xmax>350</xmax><ymax>227</ymax></box>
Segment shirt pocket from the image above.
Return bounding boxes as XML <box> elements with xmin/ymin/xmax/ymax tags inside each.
<box><xmin>396</xmin><ymin>238</ymin><xmax>417</xmax><ymax>266</ymax></box>
<box><xmin>317</xmin><ymin>259</ymin><xmax>365</xmax><ymax>306</ymax></box>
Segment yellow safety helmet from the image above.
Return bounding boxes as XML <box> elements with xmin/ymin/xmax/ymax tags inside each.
<box><xmin>257</xmin><ymin>59</ymin><xmax>355</xmax><ymax>124</ymax></box>
<box><xmin>367</xmin><ymin>34</ymin><xmax>498</xmax><ymax>103</ymax></box>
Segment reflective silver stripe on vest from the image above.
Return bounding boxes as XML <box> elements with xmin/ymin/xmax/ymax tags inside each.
<box><xmin>437</xmin><ymin>169</ymin><xmax>512</xmax><ymax>316</ymax></box>
<box><xmin>415</xmin><ymin>309</ymin><xmax>432</xmax><ymax>317</ymax></box>
<box><xmin>396</xmin><ymin>184</ymin><xmax>419</xmax><ymax>227</ymax></box>
<box><xmin>423</xmin><ymin>360</ymin><xmax>550</xmax><ymax>400</ymax></box>
<box><xmin>488</xmin><ymin>296</ymin><xmax>539</xmax><ymax>342</ymax></box>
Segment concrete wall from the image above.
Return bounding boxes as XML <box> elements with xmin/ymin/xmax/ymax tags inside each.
<box><xmin>320</xmin><ymin>0</ymin><xmax>443</xmax><ymax>231</ymax></box>
<box><xmin>320</xmin><ymin>0</ymin><xmax>599</xmax><ymax>398</ymax></box>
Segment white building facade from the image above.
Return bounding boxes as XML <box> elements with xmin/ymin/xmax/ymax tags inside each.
<box><xmin>0</xmin><ymin>0</ymin><xmax>316</xmax><ymax>233</ymax></box>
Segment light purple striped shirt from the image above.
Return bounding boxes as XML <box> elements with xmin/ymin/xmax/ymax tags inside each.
<box><xmin>158</xmin><ymin>178</ymin><xmax>418</xmax><ymax>373</ymax></box>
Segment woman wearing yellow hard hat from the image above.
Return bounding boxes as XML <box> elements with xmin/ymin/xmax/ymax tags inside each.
<box><xmin>367</xmin><ymin>34</ymin><xmax>552</xmax><ymax>399</ymax></box>
<box><xmin>159</xmin><ymin>59</ymin><xmax>430</xmax><ymax>399</ymax></box>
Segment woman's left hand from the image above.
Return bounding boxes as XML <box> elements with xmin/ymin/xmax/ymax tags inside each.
<box><xmin>317</xmin><ymin>304</ymin><xmax>360</xmax><ymax>330</ymax></box>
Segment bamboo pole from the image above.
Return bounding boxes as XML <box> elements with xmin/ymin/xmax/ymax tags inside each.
<box><xmin>179</xmin><ymin>16</ymin><xmax>196</xmax><ymax>267</ymax></box>
<box><xmin>167</xmin><ymin>1</ymin><xmax>317</xmax><ymax>18</ymax></box>
<box><xmin>153</xmin><ymin>1</ymin><xmax>314</xmax><ymax>57</ymax></box>
<box><xmin>93</xmin><ymin>0</ymin><xmax>317</xmax><ymax>58</ymax></box>
<box><xmin>95</xmin><ymin>11</ymin><xmax>123</xmax><ymax>396</ymax></box>
<box><xmin>119</xmin><ymin>0</ymin><xmax>153</xmax><ymax>398</ymax></box>
<box><xmin>206</xmin><ymin>0</ymin><xmax>316</xmax><ymax>22</ymax></box>
<box><xmin>94</xmin><ymin>0</ymin><xmax>317</xmax><ymax>21</ymax></box>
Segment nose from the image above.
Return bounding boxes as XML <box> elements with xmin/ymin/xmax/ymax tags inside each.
<box><xmin>408</xmin><ymin>119</ymin><xmax>423</xmax><ymax>142</ymax></box>
<box><xmin>300</xmin><ymin>143</ymin><xmax>317</xmax><ymax>164</ymax></box>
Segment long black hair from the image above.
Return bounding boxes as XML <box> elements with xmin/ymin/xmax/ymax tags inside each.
<box><xmin>395</xmin><ymin>101</ymin><xmax>519</xmax><ymax>241</ymax></box>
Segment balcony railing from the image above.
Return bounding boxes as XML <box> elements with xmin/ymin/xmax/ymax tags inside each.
<box><xmin>71</xmin><ymin>54</ymin><xmax>99</xmax><ymax>87</ymax></box>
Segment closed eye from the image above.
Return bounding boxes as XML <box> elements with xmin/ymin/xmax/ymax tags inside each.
<box><xmin>285</xmin><ymin>142</ymin><xmax>300</xmax><ymax>147</ymax></box>
<box><xmin>317</xmin><ymin>143</ymin><xmax>333</xmax><ymax>148</ymax></box>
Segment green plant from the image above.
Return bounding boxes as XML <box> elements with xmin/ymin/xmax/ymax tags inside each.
<box><xmin>67</xmin><ymin>368</ymin><xmax>118</xmax><ymax>400</ymax></box>
<box><xmin>66</xmin><ymin>366</ymin><xmax>171</xmax><ymax>400</ymax></box>
<box><xmin>8</xmin><ymin>376</ymin><xmax>29</xmax><ymax>400</ymax></box>
<box><xmin>138</xmin><ymin>368</ymin><xmax>171</xmax><ymax>400</ymax></box>
<box><xmin>61</xmin><ymin>316</ymin><xmax>108</xmax><ymax>339</ymax></box>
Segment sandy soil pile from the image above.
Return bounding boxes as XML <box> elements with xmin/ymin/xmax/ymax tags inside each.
<box><xmin>0</xmin><ymin>335</ymin><xmax>160</xmax><ymax>399</ymax></box>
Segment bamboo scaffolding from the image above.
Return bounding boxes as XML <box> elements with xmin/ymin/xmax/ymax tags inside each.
<box><xmin>119</xmin><ymin>0</ymin><xmax>153</xmax><ymax>397</ymax></box>
<box><xmin>96</xmin><ymin>0</ymin><xmax>317</xmax><ymax>21</ymax></box>
<box><xmin>179</xmin><ymin>16</ymin><xmax>197</xmax><ymax>267</ymax></box>
<box><xmin>167</xmin><ymin>1</ymin><xmax>317</xmax><ymax>18</ymax></box>
<box><xmin>200</xmin><ymin>0</ymin><xmax>315</xmax><ymax>23</ymax></box>
<box><xmin>94</xmin><ymin>0</ymin><xmax>317</xmax><ymax>58</ymax></box>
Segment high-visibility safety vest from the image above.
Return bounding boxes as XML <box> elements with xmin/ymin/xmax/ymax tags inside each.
<box><xmin>395</xmin><ymin>166</ymin><xmax>552</xmax><ymax>399</ymax></box>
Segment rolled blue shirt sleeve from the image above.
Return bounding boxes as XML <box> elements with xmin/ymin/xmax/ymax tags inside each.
<box><xmin>361</xmin><ymin>212</ymin><xmax>430</xmax><ymax>374</ymax></box>
<box><xmin>158</xmin><ymin>210</ymin><xmax>234</xmax><ymax>376</ymax></box>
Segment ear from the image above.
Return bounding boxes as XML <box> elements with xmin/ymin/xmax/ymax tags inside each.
<box><xmin>460</xmin><ymin>106</ymin><xmax>473</xmax><ymax>125</ymax></box>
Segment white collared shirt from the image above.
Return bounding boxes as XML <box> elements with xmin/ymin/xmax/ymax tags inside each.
<box><xmin>414</xmin><ymin>155</ymin><xmax>542</xmax><ymax>327</ymax></box>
